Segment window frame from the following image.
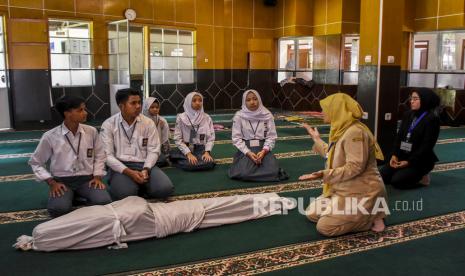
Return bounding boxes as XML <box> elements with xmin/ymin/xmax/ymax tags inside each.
<box><xmin>277</xmin><ymin>36</ymin><xmax>313</xmax><ymax>83</ymax></box>
<box><xmin>48</xmin><ymin>19</ymin><xmax>94</xmax><ymax>87</ymax></box>
<box><xmin>408</xmin><ymin>30</ymin><xmax>465</xmax><ymax>89</ymax></box>
<box><xmin>149</xmin><ymin>27</ymin><xmax>195</xmax><ymax>85</ymax></box>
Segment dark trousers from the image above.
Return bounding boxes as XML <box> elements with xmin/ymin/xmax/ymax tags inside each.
<box><xmin>48</xmin><ymin>175</ymin><xmax>112</xmax><ymax>217</ymax></box>
<box><xmin>379</xmin><ymin>162</ymin><xmax>434</xmax><ymax>189</ymax></box>
<box><xmin>109</xmin><ymin>162</ymin><xmax>174</xmax><ymax>200</ymax></box>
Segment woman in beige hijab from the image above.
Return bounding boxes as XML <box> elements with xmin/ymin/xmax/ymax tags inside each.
<box><xmin>299</xmin><ymin>93</ymin><xmax>387</xmax><ymax>237</ymax></box>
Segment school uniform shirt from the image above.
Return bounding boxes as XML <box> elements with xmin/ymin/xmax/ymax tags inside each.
<box><xmin>231</xmin><ymin>112</ymin><xmax>277</xmax><ymax>155</ymax></box>
<box><xmin>29</xmin><ymin>123</ymin><xmax>106</xmax><ymax>181</ymax></box>
<box><xmin>173</xmin><ymin>113</ymin><xmax>215</xmax><ymax>155</ymax></box>
<box><xmin>151</xmin><ymin>115</ymin><xmax>170</xmax><ymax>154</ymax></box>
<box><xmin>100</xmin><ymin>113</ymin><xmax>160</xmax><ymax>174</ymax></box>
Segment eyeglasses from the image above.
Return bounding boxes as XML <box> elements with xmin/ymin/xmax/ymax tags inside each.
<box><xmin>409</xmin><ymin>96</ymin><xmax>420</xmax><ymax>101</ymax></box>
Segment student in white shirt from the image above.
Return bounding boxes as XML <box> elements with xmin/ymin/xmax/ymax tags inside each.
<box><xmin>100</xmin><ymin>88</ymin><xmax>174</xmax><ymax>200</ymax></box>
<box><xmin>142</xmin><ymin>97</ymin><xmax>170</xmax><ymax>167</ymax></box>
<box><xmin>228</xmin><ymin>89</ymin><xmax>288</xmax><ymax>182</ymax></box>
<box><xmin>170</xmin><ymin>91</ymin><xmax>216</xmax><ymax>171</ymax></box>
<box><xmin>29</xmin><ymin>95</ymin><xmax>112</xmax><ymax>217</ymax></box>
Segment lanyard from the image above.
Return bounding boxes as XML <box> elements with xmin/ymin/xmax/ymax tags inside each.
<box><xmin>64</xmin><ymin>132</ymin><xmax>82</xmax><ymax>159</ymax></box>
<box><xmin>155</xmin><ymin>116</ymin><xmax>159</xmax><ymax>127</ymax></box>
<box><xmin>187</xmin><ymin>115</ymin><xmax>200</xmax><ymax>134</ymax></box>
<box><xmin>406</xmin><ymin>111</ymin><xmax>427</xmax><ymax>140</ymax></box>
<box><xmin>325</xmin><ymin>142</ymin><xmax>335</xmax><ymax>160</ymax></box>
<box><xmin>248</xmin><ymin>120</ymin><xmax>261</xmax><ymax>139</ymax></box>
<box><xmin>120</xmin><ymin>121</ymin><xmax>138</xmax><ymax>144</ymax></box>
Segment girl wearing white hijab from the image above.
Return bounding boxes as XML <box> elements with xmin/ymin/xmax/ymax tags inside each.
<box><xmin>170</xmin><ymin>92</ymin><xmax>216</xmax><ymax>171</ymax></box>
<box><xmin>142</xmin><ymin>97</ymin><xmax>170</xmax><ymax>167</ymax></box>
<box><xmin>228</xmin><ymin>90</ymin><xmax>288</xmax><ymax>181</ymax></box>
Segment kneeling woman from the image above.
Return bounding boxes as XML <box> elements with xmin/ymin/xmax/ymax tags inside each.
<box><xmin>170</xmin><ymin>92</ymin><xmax>216</xmax><ymax>171</ymax></box>
<box><xmin>379</xmin><ymin>88</ymin><xmax>440</xmax><ymax>189</ymax></box>
<box><xmin>228</xmin><ymin>90</ymin><xmax>288</xmax><ymax>182</ymax></box>
<box><xmin>299</xmin><ymin>93</ymin><xmax>387</xmax><ymax>237</ymax></box>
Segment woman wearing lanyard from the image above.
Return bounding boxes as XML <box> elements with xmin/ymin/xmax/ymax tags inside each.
<box><xmin>299</xmin><ymin>93</ymin><xmax>387</xmax><ymax>237</ymax></box>
<box><xmin>229</xmin><ymin>90</ymin><xmax>288</xmax><ymax>182</ymax></box>
<box><xmin>380</xmin><ymin>88</ymin><xmax>440</xmax><ymax>189</ymax></box>
<box><xmin>171</xmin><ymin>92</ymin><xmax>216</xmax><ymax>171</ymax></box>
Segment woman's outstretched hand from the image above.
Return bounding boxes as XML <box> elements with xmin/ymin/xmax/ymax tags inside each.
<box><xmin>302</xmin><ymin>123</ymin><xmax>321</xmax><ymax>141</ymax></box>
<box><xmin>298</xmin><ymin>171</ymin><xmax>323</xmax><ymax>181</ymax></box>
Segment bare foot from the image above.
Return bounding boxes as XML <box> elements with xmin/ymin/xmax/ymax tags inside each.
<box><xmin>371</xmin><ymin>218</ymin><xmax>385</xmax><ymax>232</ymax></box>
<box><xmin>419</xmin><ymin>174</ymin><xmax>430</xmax><ymax>186</ymax></box>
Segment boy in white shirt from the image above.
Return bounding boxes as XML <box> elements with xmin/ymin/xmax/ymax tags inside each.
<box><xmin>100</xmin><ymin>88</ymin><xmax>174</xmax><ymax>200</ymax></box>
<box><xmin>29</xmin><ymin>95</ymin><xmax>112</xmax><ymax>217</ymax></box>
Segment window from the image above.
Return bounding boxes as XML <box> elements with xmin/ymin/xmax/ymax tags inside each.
<box><xmin>277</xmin><ymin>37</ymin><xmax>313</xmax><ymax>82</ymax></box>
<box><xmin>342</xmin><ymin>36</ymin><xmax>359</xmax><ymax>85</ymax></box>
<box><xmin>0</xmin><ymin>16</ymin><xmax>6</xmax><ymax>88</ymax></box>
<box><xmin>409</xmin><ymin>31</ymin><xmax>465</xmax><ymax>89</ymax></box>
<box><xmin>413</xmin><ymin>41</ymin><xmax>429</xmax><ymax>70</ymax></box>
<box><xmin>149</xmin><ymin>28</ymin><xmax>195</xmax><ymax>84</ymax></box>
<box><xmin>49</xmin><ymin>20</ymin><xmax>93</xmax><ymax>87</ymax></box>
<box><xmin>411</xmin><ymin>33</ymin><xmax>438</xmax><ymax>71</ymax></box>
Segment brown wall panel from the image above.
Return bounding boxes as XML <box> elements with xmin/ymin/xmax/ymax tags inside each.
<box><xmin>76</xmin><ymin>0</ymin><xmax>103</xmax><ymax>14</ymax></box>
<box><xmin>196</xmin><ymin>0</ymin><xmax>214</xmax><ymax>25</ymax></box>
<box><xmin>254</xmin><ymin>0</ymin><xmax>275</xmax><ymax>28</ymax></box>
<box><xmin>130</xmin><ymin>0</ymin><xmax>154</xmax><ymax>20</ymax></box>
<box><xmin>359</xmin><ymin>0</ymin><xmax>380</xmax><ymax>65</ymax></box>
<box><xmin>176</xmin><ymin>0</ymin><xmax>195</xmax><ymax>23</ymax></box>
<box><xmin>10</xmin><ymin>0</ymin><xmax>43</xmax><ymax>9</ymax></box>
<box><xmin>44</xmin><ymin>0</ymin><xmax>75</xmax><ymax>11</ymax></box>
<box><xmin>8</xmin><ymin>19</ymin><xmax>47</xmax><ymax>43</ymax></box>
<box><xmin>233</xmin><ymin>0</ymin><xmax>253</xmax><ymax>28</ymax></box>
<box><xmin>9</xmin><ymin>45</ymin><xmax>49</xmax><ymax>69</ymax></box>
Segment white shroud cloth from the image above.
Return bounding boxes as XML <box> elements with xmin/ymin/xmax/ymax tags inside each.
<box><xmin>14</xmin><ymin>193</ymin><xmax>295</xmax><ymax>252</ymax></box>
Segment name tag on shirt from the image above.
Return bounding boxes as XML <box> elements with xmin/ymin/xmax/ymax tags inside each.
<box><xmin>87</xmin><ymin>148</ymin><xmax>93</xmax><ymax>158</ymax></box>
<box><xmin>199</xmin><ymin>134</ymin><xmax>205</xmax><ymax>142</ymax></box>
<box><xmin>142</xmin><ymin>138</ymin><xmax>148</xmax><ymax>147</ymax></box>
<box><xmin>124</xmin><ymin>145</ymin><xmax>137</xmax><ymax>155</ymax></box>
<box><xmin>250</xmin><ymin>139</ymin><xmax>260</xmax><ymax>147</ymax></box>
<box><xmin>400</xmin><ymin>141</ymin><xmax>412</xmax><ymax>152</ymax></box>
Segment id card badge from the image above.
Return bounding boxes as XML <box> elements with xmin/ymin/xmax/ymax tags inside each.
<box><xmin>123</xmin><ymin>145</ymin><xmax>137</xmax><ymax>155</ymax></box>
<box><xmin>87</xmin><ymin>148</ymin><xmax>94</xmax><ymax>158</ymax></box>
<box><xmin>250</xmin><ymin>139</ymin><xmax>260</xmax><ymax>147</ymax></box>
<box><xmin>199</xmin><ymin>134</ymin><xmax>206</xmax><ymax>142</ymax></box>
<box><xmin>400</xmin><ymin>141</ymin><xmax>412</xmax><ymax>152</ymax></box>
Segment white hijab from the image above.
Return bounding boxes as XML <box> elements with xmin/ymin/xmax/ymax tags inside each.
<box><xmin>238</xmin><ymin>89</ymin><xmax>273</xmax><ymax>121</ymax></box>
<box><xmin>181</xmin><ymin>92</ymin><xmax>205</xmax><ymax>125</ymax></box>
<box><xmin>142</xmin><ymin>97</ymin><xmax>160</xmax><ymax>121</ymax></box>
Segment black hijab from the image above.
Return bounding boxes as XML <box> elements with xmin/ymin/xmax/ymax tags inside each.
<box><xmin>411</xmin><ymin>88</ymin><xmax>440</xmax><ymax>115</ymax></box>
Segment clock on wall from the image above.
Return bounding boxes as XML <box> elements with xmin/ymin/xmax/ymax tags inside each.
<box><xmin>124</xmin><ymin>9</ymin><xmax>137</xmax><ymax>21</ymax></box>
